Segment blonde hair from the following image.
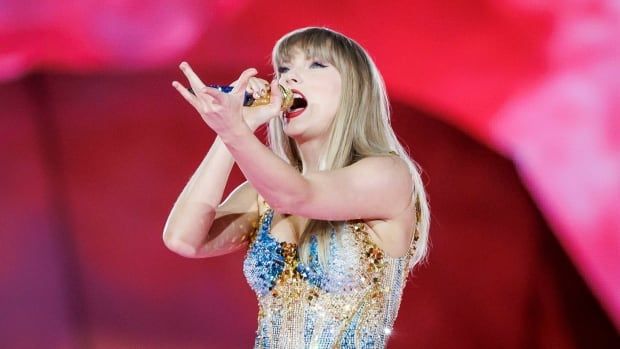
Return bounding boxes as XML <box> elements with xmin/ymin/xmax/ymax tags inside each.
<box><xmin>267</xmin><ymin>27</ymin><xmax>430</xmax><ymax>271</ymax></box>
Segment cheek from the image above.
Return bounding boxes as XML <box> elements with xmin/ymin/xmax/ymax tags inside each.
<box><xmin>322</xmin><ymin>74</ymin><xmax>341</xmax><ymax>103</ymax></box>
<box><xmin>328</xmin><ymin>83</ymin><xmax>342</xmax><ymax>113</ymax></box>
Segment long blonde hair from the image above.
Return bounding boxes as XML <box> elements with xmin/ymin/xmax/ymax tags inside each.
<box><xmin>267</xmin><ymin>27</ymin><xmax>430</xmax><ymax>271</ymax></box>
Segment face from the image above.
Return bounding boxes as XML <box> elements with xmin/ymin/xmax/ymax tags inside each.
<box><xmin>277</xmin><ymin>48</ymin><xmax>342</xmax><ymax>143</ymax></box>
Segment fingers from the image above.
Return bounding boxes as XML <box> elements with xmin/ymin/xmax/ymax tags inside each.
<box><xmin>200</xmin><ymin>85</ymin><xmax>227</xmax><ymax>105</ymax></box>
<box><xmin>172</xmin><ymin>81</ymin><xmax>197</xmax><ymax>107</ymax></box>
<box><xmin>269</xmin><ymin>79</ymin><xmax>282</xmax><ymax>105</ymax></box>
<box><xmin>174</xmin><ymin>64</ymin><xmax>267</xmax><ymax>112</ymax></box>
<box><xmin>247</xmin><ymin>77</ymin><xmax>270</xmax><ymax>99</ymax></box>
<box><xmin>179</xmin><ymin>61</ymin><xmax>206</xmax><ymax>92</ymax></box>
<box><xmin>231</xmin><ymin>68</ymin><xmax>258</xmax><ymax>94</ymax></box>
<box><xmin>173</xmin><ymin>80</ymin><xmax>218</xmax><ymax>112</ymax></box>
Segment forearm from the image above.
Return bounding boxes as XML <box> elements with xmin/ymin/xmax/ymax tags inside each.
<box><xmin>220</xmin><ymin>123</ymin><xmax>308</xmax><ymax>213</ymax></box>
<box><xmin>162</xmin><ymin>135</ymin><xmax>236</xmax><ymax>247</ymax></box>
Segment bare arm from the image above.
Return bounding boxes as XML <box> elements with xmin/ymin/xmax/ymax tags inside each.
<box><xmin>163</xmin><ymin>63</ymin><xmax>279</xmax><ymax>258</ymax></box>
<box><xmin>221</xmin><ymin>124</ymin><xmax>413</xmax><ymax>221</ymax></box>
<box><xmin>162</xmin><ymin>136</ymin><xmax>258</xmax><ymax>258</ymax></box>
<box><xmin>181</xmin><ymin>65</ymin><xmax>413</xmax><ymax>222</ymax></box>
<box><xmin>172</xmin><ymin>62</ymin><xmax>412</xmax><ymax>227</ymax></box>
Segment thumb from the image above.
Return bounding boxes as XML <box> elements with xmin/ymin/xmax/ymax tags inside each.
<box><xmin>269</xmin><ymin>79</ymin><xmax>283</xmax><ymax>108</ymax></box>
<box><xmin>231</xmin><ymin>68</ymin><xmax>257</xmax><ymax>94</ymax></box>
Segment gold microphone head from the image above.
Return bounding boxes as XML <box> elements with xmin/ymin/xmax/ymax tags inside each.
<box><xmin>248</xmin><ymin>85</ymin><xmax>294</xmax><ymax>112</ymax></box>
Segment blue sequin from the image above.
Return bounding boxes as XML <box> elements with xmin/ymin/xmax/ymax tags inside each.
<box><xmin>243</xmin><ymin>209</ymin><xmax>287</xmax><ymax>295</ymax></box>
<box><xmin>242</xmin><ymin>207</ymin><xmax>415</xmax><ymax>348</ymax></box>
<box><xmin>296</xmin><ymin>234</ymin><xmax>326</xmax><ymax>288</ymax></box>
<box><xmin>244</xmin><ymin>209</ymin><xmax>328</xmax><ymax>295</ymax></box>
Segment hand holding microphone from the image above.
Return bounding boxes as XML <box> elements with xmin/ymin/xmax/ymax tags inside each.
<box><xmin>172</xmin><ymin>62</ymin><xmax>292</xmax><ymax>133</ymax></box>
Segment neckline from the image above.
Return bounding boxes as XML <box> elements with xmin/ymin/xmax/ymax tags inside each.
<box><xmin>263</xmin><ymin>208</ymin><xmax>299</xmax><ymax>246</ymax></box>
<box><xmin>260</xmin><ymin>207</ymin><xmax>411</xmax><ymax>261</ymax></box>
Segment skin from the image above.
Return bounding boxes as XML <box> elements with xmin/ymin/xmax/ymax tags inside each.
<box><xmin>167</xmin><ymin>49</ymin><xmax>416</xmax><ymax>258</ymax></box>
<box><xmin>276</xmin><ymin>49</ymin><xmax>342</xmax><ymax>173</ymax></box>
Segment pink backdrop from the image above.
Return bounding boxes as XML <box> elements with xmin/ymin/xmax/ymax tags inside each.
<box><xmin>1</xmin><ymin>0</ymin><xmax>618</xmax><ymax>348</ymax></box>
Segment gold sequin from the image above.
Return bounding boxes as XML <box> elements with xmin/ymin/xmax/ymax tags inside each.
<box><xmin>245</xmin><ymin>211</ymin><xmax>416</xmax><ymax>348</ymax></box>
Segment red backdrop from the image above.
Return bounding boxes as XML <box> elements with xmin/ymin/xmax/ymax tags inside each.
<box><xmin>1</xmin><ymin>1</ymin><xmax>618</xmax><ymax>348</ymax></box>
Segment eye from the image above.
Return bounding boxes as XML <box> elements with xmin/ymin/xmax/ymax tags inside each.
<box><xmin>277</xmin><ymin>66</ymin><xmax>289</xmax><ymax>74</ymax></box>
<box><xmin>310</xmin><ymin>61</ymin><xmax>327</xmax><ymax>68</ymax></box>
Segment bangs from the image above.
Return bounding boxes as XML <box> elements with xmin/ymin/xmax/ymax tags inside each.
<box><xmin>273</xmin><ymin>28</ymin><xmax>343</xmax><ymax>68</ymax></box>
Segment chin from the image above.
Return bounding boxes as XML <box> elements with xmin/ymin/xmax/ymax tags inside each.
<box><xmin>283</xmin><ymin>122</ymin><xmax>311</xmax><ymax>141</ymax></box>
<box><xmin>283</xmin><ymin>126</ymin><xmax>304</xmax><ymax>140</ymax></box>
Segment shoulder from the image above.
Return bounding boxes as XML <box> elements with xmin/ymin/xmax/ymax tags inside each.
<box><xmin>355</xmin><ymin>155</ymin><xmax>416</xmax><ymax>257</ymax></box>
<box><xmin>279</xmin><ymin>152</ymin><xmax>412</xmax><ymax>221</ymax></box>
<box><xmin>348</xmin><ymin>154</ymin><xmax>413</xmax><ymax>218</ymax></box>
<box><xmin>353</xmin><ymin>153</ymin><xmax>408</xmax><ymax>171</ymax></box>
<box><xmin>350</xmin><ymin>154</ymin><xmax>412</xmax><ymax>192</ymax></box>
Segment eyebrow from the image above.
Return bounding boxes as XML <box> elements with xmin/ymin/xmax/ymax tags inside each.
<box><xmin>279</xmin><ymin>55</ymin><xmax>326</xmax><ymax>65</ymax></box>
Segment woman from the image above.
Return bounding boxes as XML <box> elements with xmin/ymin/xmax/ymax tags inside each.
<box><xmin>164</xmin><ymin>27</ymin><xmax>430</xmax><ymax>348</ymax></box>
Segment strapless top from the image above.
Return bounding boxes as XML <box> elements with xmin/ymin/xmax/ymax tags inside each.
<box><xmin>243</xmin><ymin>207</ymin><xmax>417</xmax><ymax>348</ymax></box>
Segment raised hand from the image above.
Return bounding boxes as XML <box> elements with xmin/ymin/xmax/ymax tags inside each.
<box><xmin>172</xmin><ymin>62</ymin><xmax>282</xmax><ymax>134</ymax></box>
<box><xmin>172</xmin><ymin>61</ymin><xmax>253</xmax><ymax>137</ymax></box>
<box><xmin>239</xmin><ymin>77</ymin><xmax>283</xmax><ymax>130</ymax></box>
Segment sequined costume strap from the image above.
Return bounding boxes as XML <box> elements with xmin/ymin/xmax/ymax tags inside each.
<box><xmin>246</xmin><ymin>198</ymin><xmax>274</xmax><ymax>247</ymax></box>
<box><xmin>403</xmin><ymin>195</ymin><xmax>422</xmax><ymax>269</ymax></box>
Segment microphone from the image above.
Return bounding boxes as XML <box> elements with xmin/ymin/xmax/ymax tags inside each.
<box><xmin>188</xmin><ymin>84</ymin><xmax>294</xmax><ymax>111</ymax></box>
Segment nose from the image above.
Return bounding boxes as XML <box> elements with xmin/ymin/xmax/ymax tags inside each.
<box><xmin>286</xmin><ymin>76</ymin><xmax>299</xmax><ymax>84</ymax></box>
<box><xmin>281</xmin><ymin>70</ymin><xmax>301</xmax><ymax>86</ymax></box>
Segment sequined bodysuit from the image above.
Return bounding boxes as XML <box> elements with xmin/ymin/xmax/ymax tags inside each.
<box><xmin>243</xmin><ymin>203</ymin><xmax>418</xmax><ymax>348</ymax></box>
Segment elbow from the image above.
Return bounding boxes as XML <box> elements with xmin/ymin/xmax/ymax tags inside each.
<box><xmin>162</xmin><ymin>234</ymin><xmax>200</xmax><ymax>258</ymax></box>
<box><xmin>162</xmin><ymin>204</ymin><xmax>216</xmax><ymax>258</ymax></box>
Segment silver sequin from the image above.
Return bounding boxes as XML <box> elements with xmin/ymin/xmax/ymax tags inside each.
<box><xmin>243</xmin><ymin>208</ymin><xmax>416</xmax><ymax>348</ymax></box>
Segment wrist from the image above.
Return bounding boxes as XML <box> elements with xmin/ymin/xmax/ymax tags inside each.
<box><xmin>242</xmin><ymin>115</ymin><xmax>259</xmax><ymax>133</ymax></box>
<box><xmin>219</xmin><ymin>121</ymin><xmax>253</xmax><ymax>145</ymax></box>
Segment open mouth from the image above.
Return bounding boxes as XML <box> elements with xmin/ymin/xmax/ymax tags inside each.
<box><xmin>284</xmin><ymin>90</ymin><xmax>307</xmax><ymax>119</ymax></box>
<box><xmin>290</xmin><ymin>96</ymin><xmax>307</xmax><ymax>110</ymax></box>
